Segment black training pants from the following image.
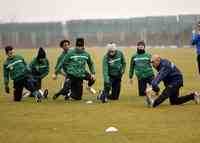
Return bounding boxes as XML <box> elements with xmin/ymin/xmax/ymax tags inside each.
<box><xmin>55</xmin><ymin>77</ymin><xmax>71</xmax><ymax>97</ymax></box>
<box><xmin>153</xmin><ymin>85</ymin><xmax>194</xmax><ymax>107</ymax></box>
<box><xmin>13</xmin><ymin>76</ymin><xmax>37</xmax><ymax>101</ymax></box>
<box><xmin>138</xmin><ymin>76</ymin><xmax>154</xmax><ymax>96</ymax></box>
<box><xmin>69</xmin><ymin>73</ymin><xmax>95</xmax><ymax>100</ymax></box>
<box><xmin>197</xmin><ymin>54</ymin><xmax>200</xmax><ymax>74</ymax></box>
<box><xmin>104</xmin><ymin>76</ymin><xmax>122</xmax><ymax>100</ymax></box>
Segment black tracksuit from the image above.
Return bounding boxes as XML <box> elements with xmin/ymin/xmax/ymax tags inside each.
<box><xmin>103</xmin><ymin>75</ymin><xmax>122</xmax><ymax>100</ymax></box>
<box><xmin>68</xmin><ymin>72</ymin><xmax>95</xmax><ymax>100</ymax></box>
<box><xmin>151</xmin><ymin>59</ymin><xmax>194</xmax><ymax>107</ymax></box>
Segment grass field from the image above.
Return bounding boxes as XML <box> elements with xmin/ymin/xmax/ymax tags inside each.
<box><xmin>0</xmin><ymin>47</ymin><xmax>200</xmax><ymax>143</ymax></box>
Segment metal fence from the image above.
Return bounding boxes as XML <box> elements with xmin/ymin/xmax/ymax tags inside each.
<box><xmin>0</xmin><ymin>14</ymin><xmax>200</xmax><ymax>48</ymax></box>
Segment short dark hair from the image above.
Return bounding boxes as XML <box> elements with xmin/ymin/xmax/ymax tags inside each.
<box><xmin>76</xmin><ymin>38</ymin><xmax>84</xmax><ymax>47</ymax></box>
<box><xmin>137</xmin><ymin>41</ymin><xmax>145</xmax><ymax>48</ymax></box>
<box><xmin>59</xmin><ymin>40</ymin><xmax>70</xmax><ymax>48</ymax></box>
<box><xmin>5</xmin><ymin>46</ymin><xmax>13</xmax><ymax>54</ymax></box>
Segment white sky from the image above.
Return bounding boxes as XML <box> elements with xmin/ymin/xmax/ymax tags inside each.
<box><xmin>0</xmin><ymin>0</ymin><xmax>200</xmax><ymax>22</ymax></box>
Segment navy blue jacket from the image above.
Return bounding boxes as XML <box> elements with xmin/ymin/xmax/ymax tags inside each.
<box><xmin>192</xmin><ymin>33</ymin><xmax>200</xmax><ymax>55</ymax></box>
<box><xmin>151</xmin><ymin>59</ymin><xmax>183</xmax><ymax>91</ymax></box>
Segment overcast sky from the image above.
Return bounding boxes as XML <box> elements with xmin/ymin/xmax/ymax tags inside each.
<box><xmin>0</xmin><ymin>0</ymin><xmax>200</xmax><ymax>22</ymax></box>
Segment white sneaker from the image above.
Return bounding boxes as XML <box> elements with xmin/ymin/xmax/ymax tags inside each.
<box><xmin>194</xmin><ymin>92</ymin><xmax>200</xmax><ymax>104</ymax></box>
<box><xmin>146</xmin><ymin>95</ymin><xmax>154</xmax><ymax>108</ymax></box>
<box><xmin>87</xmin><ymin>86</ymin><xmax>97</xmax><ymax>95</ymax></box>
<box><xmin>23</xmin><ymin>91</ymin><xmax>31</xmax><ymax>98</ymax></box>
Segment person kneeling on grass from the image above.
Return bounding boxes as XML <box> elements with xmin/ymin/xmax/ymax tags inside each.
<box><xmin>97</xmin><ymin>42</ymin><xmax>126</xmax><ymax>103</ymax></box>
<box><xmin>55</xmin><ymin>38</ymin><xmax>96</xmax><ymax>100</ymax></box>
<box><xmin>3</xmin><ymin>46</ymin><xmax>44</xmax><ymax>102</ymax></box>
<box><xmin>129</xmin><ymin>41</ymin><xmax>154</xmax><ymax>96</ymax></box>
<box><xmin>28</xmin><ymin>47</ymin><xmax>49</xmax><ymax>98</ymax></box>
<box><xmin>52</xmin><ymin>40</ymin><xmax>72</xmax><ymax>100</ymax></box>
<box><xmin>146</xmin><ymin>54</ymin><xmax>200</xmax><ymax>107</ymax></box>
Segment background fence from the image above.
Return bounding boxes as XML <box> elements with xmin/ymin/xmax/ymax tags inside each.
<box><xmin>0</xmin><ymin>14</ymin><xmax>200</xmax><ymax>48</ymax></box>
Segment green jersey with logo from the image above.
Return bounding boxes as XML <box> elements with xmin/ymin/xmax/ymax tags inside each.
<box><xmin>57</xmin><ymin>48</ymin><xmax>95</xmax><ymax>78</ymax></box>
<box><xmin>29</xmin><ymin>57</ymin><xmax>49</xmax><ymax>79</ymax></box>
<box><xmin>55</xmin><ymin>51</ymin><xmax>68</xmax><ymax>75</ymax></box>
<box><xmin>129</xmin><ymin>52</ymin><xmax>154</xmax><ymax>79</ymax></box>
<box><xmin>103</xmin><ymin>50</ymin><xmax>126</xmax><ymax>83</ymax></box>
<box><xmin>3</xmin><ymin>55</ymin><xmax>28</xmax><ymax>85</ymax></box>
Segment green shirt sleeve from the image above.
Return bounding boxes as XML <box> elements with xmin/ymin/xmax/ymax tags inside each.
<box><xmin>121</xmin><ymin>51</ymin><xmax>126</xmax><ymax>75</ymax></box>
<box><xmin>29</xmin><ymin>58</ymin><xmax>35</xmax><ymax>71</ymax></box>
<box><xmin>103</xmin><ymin>55</ymin><xmax>110</xmax><ymax>83</ymax></box>
<box><xmin>149</xmin><ymin>53</ymin><xmax>152</xmax><ymax>60</ymax></box>
<box><xmin>18</xmin><ymin>55</ymin><xmax>27</xmax><ymax>65</ymax></box>
<box><xmin>129</xmin><ymin>56</ymin><xmax>135</xmax><ymax>79</ymax></box>
<box><xmin>19</xmin><ymin>55</ymin><xmax>29</xmax><ymax>72</ymax></box>
<box><xmin>40</xmin><ymin>59</ymin><xmax>49</xmax><ymax>79</ymax></box>
<box><xmin>55</xmin><ymin>53</ymin><xmax>70</xmax><ymax>75</ymax></box>
<box><xmin>3</xmin><ymin>63</ymin><xmax>9</xmax><ymax>86</ymax></box>
<box><xmin>87</xmin><ymin>54</ymin><xmax>95</xmax><ymax>75</ymax></box>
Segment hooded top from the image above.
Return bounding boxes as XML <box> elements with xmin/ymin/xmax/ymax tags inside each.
<box><xmin>29</xmin><ymin>47</ymin><xmax>49</xmax><ymax>79</ymax></box>
<box><xmin>36</xmin><ymin>47</ymin><xmax>46</xmax><ymax>60</ymax></box>
<box><xmin>76</xmin><ymin>38</ymin><xmax>84</xmax><ymax>47</ymax></box>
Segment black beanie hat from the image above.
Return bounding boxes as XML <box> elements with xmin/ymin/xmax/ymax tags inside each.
<box><xmin>76</xmin><ymin>38</ymin><xmax>84</xmax><ymax>47</ymax></box>
<box><xmin>37</xmin><ymin>47</ymin><xmax>46</xmax><ymax>59</ymax></box>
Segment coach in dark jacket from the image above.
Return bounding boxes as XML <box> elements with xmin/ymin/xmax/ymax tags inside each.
<box><xmin>146</xmin><ymin>55</ymin><xmax>200</xmax><ymax>107</ymax></box>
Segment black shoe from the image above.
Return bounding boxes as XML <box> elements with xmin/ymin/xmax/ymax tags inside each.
<box><xmin>97</xmin><ymin>90</ymin><xmax>108</xmax><ymax>103</ymax></box>
<box><xmin>102</xmin><ymin>94</ymin><xmax>108</xmax><ymax>103</ymax></box>
<box><xmin>35</xmin><ymin>92</ymin><xmax>42</xmax><ymax>103</ymax></box>
<box><xmin>107</xmin><ymin>95</ymin><xmax>114</xmax><ymax>100</ymax></box>
<box><xmin>64</xmin><ymin>91</ymin><xmax>72</xmax><ymax>101</ymax></box>
<box><xmin>52</xmin><ymin>94</ymin><xmax>59</xmax><ymax>100</ymax></box>
<box><xmin>97</xmin><ymin>90</ymin><xmax>102</xmax><ymax>100</ymax></box>
<box><xmin>43</xmin><ymin>89</ymin><xmax>48</xmax><ymax>99</ymax></box>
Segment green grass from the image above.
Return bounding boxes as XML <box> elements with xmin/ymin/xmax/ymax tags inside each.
<box><xmin>0</xmin><ymin>47</ymin><xmax>200</xmax><ymax>143</ymax></box>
